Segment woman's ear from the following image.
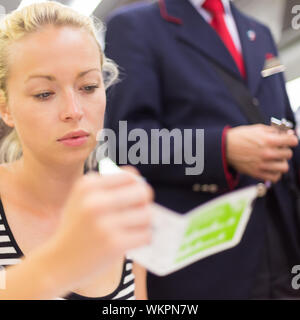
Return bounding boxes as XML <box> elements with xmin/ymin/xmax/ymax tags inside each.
<box><xmin>0</xmin><ymin>91</ymin><xmax>14</xmax><ymax>128</ymax></box>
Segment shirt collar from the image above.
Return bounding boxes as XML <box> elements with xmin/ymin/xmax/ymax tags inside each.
<box><xmin>189</xmin><ymin>0</ymin><xmax>232</xmax><ymax>14</ymax></box>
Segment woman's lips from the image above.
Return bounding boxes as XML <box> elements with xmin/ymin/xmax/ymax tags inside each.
<box><xmin>58</xmin><ymin>135</ymin><xmax>89</xmax><ymax>147</ymax></box>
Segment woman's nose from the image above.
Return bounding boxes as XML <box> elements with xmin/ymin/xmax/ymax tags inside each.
<box><xmin>60</xmin><ymin>91</ymin><xmax>84</xmax><ymax>122</ymax></box>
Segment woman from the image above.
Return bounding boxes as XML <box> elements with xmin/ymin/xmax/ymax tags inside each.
<box><xmin>0</xmin><ymin>2</ymin><xmax>152</xmax><ymax>300</ymax></box>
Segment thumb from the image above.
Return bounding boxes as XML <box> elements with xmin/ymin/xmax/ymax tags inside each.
<box><xmin>121</xmin><ymin>165</ymin><xmax>140</xmax><ymax>177</ymax></box>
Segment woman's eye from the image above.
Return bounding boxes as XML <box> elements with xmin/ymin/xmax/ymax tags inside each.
<box><xmin>34</xmin><ymin>92</ymin><xmax>53</xmax><ymax>100</ymax></box>
<box><xmin>81</xmin><ymin>85</ymin><xmax>99</xmax><ymax>93</ymax></box>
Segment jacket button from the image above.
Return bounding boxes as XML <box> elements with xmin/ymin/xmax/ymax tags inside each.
<box><xmin>192</xmin><ymin>183</ymin><xmax>201</xmax><ymax>192</ymax></box>
<box><xmin>208</xmin><ymin>184</ymin><xmax>218</xmax><ymax>193</ymax></box>
<box><xmin>201</xmin><ymin>184</ymin><xmax>209</xmax><ymax>192</ymax></box>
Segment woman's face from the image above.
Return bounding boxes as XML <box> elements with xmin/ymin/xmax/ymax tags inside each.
<box><xmin>3</xmin><ymin>25</ymin><xmax>106</xmax><ymax>167</ymax></box>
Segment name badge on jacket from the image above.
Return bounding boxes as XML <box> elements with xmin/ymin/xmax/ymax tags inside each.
<box><xmin>261</xmin><ymin>53</ymin><xmax>285</xmax><ymax>78</ymax></box>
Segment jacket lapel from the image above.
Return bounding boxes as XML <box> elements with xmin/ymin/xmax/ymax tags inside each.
<box><xmin>164</xmin><ymin>0</ymin><xmax>242</xmax><ymax>80</ymax></box>
<box><xmin>231</xmin><ymin>3</ymin><xmax>266</xmax><ymax>96</ymax></box>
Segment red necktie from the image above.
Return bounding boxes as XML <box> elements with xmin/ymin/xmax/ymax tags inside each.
<box><xmin>203</xmin><ymin>0</ymin><xmax>246</xmax><ymax>78</ymax></box>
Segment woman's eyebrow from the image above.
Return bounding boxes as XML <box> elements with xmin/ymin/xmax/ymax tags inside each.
<box><xmin>25</xmin><ymin>68</ymin><xmax>101</xmax><ymax>83</ymax></box>
<box><xmin>78</xmin><ymin>68</ymin><xmax>101</xmax><ymax>78</ymax></box>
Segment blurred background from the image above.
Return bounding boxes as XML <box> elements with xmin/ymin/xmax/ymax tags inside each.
<box><xmin>1</xmin><ymin>0</ymin><xmax>300</xmax><ymax>115</ymax></box>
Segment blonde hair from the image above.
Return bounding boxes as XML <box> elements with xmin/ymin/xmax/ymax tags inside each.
<box><xmin>0</xmin><ymin>1</ymin><xmax>118</xmax><ymax>170</ymax></box>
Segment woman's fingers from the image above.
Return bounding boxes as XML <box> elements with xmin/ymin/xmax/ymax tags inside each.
<box><xmin>77</xmin><ymin>180</ymin><xmax>154</xmax><ymax>217</ymax></box>
<box><xmin>121</xmin><ymin>165</ymin><xmax>141</xmax><ymax>176</ymax></box>
<box><xmin>104</xmin><ymin>205</ymin><xmax>153</xmax><ymax>229</ymax></box>
<box><xmin>77</xmin><ymin>171</ymin><xmax>137</xmax><ymax>192</ymax></box>
<box><xmin>119</xmin><ymin>229</ymin><xmax>153</xmax><ymax>251</ymax></box>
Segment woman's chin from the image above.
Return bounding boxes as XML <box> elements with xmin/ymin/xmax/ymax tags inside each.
<box><xmin>53</xmin><ymin>150</ymin><xmax>93</xmax><ymax>167</ymax></box>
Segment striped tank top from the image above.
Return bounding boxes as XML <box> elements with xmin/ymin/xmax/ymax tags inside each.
<box><xmin>0</xmin><ymin>198</ymin><xmax>135</xmax><ymax>300</ymax></box>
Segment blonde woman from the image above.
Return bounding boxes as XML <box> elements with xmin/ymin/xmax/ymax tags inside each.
<box><xmin>0</xmin><ymin>2</ymin><xmax>152</xmax><ymax>300</ymax></box>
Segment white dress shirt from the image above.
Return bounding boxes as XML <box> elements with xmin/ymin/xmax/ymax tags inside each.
<box><xmin>189</xmin><ymin>0</ymin><xmax>242</xmax><ymax>53</ymax></box>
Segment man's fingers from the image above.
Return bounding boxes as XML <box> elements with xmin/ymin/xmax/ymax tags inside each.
<box><xmin>266</xmin><ymin>132</ymin><xmax>298</xmax><ymax>148</ymax></box>
<box><xmin>262</xmin><ymin>147</ymin><xmax>293</xmax><ymax>161</ymax></box>
<box><xmin>259</xmin><ymin>124</ymin><xmax>278</xmax><ymax>133</ymax></box>
<box><xmin>259</xmin><ymin>160</ymin><xmax>289</xmax><ymax>173</ymax></box>
<box><xmin>257</xmin><ymin>170</ymin><xmax>282</xmax><ymax>183</ymax></box>
<box><xmin>278</xmin><ymin>133</ymin><xmax>299</xmax><ymax>147</ymax></box>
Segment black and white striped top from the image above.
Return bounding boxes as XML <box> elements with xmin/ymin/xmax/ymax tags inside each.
<box><xmin>0</xmin><ymin>198</ymin><xmax>135</xmax><ymax>300</ymax></box>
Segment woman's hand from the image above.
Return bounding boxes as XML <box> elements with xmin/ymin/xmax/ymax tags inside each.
<box><xmin>46</xmin><ymin>170</ymin><xmax>153</xmax><ymax>292</ymax></box>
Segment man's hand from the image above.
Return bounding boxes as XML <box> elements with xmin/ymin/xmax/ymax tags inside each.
<box><xmin>226</xmin><ymin>124</ymin><xmax>299</xmax><ymax>183</ymax></box>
